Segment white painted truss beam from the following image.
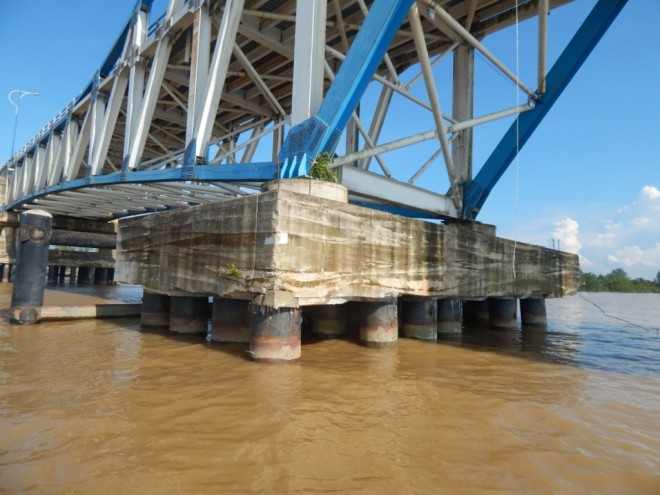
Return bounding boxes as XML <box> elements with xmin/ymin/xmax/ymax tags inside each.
<box><xmin>194</xmin><ymin>0</ymin><xmax>245</xmax><ymax>159</ymax></box>
<box><xmin>291</xmin><ymin>0</ymin><xmax>327</xmax><ymax>125</ymax></box>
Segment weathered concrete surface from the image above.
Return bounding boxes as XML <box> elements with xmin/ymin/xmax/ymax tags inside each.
<box><xmin>116</xmin><ymin>181</ymin><xmax>579</xmax><ymax>307</ymax></box>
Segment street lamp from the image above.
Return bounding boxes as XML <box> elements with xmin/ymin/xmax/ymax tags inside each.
<box><xmin>8</xmin><ymin>89</ymin><xmax>40</xmax><ymax>165</ymax></box>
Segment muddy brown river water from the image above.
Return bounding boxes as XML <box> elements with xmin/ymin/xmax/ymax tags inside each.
<box><xmin>1</xmin><ymin>285</ymin><xmax>659</xmax><ymax>494</ymax></box>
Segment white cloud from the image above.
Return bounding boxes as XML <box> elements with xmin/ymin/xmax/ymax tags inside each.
<box><xmin>631</xmin><ymin>216</ymin><xmax>653</xmax><ymax>227</ymax></box>
<box><xmin>543</xmin><ymin>185</ymin><xmax>660</xmax><ymax>279</ymax></box>
<box><xmin>640</xmin><ymin>185</ymin><xmax>660</xmax><ymax>200</ymax></box>
<box><xmin>607</xmin><ymin>243</ymin><xmax>660</xmax><ymax>270</ymax></box>
<box><xmin>552</xmin><ymin>217</ymin><xmax>582</xmax><ymax>254</ymax></box>
<box><xmin>588</xmin><ymin>232</ymin><xmax>615</xmax><ymax>247</ymax></box>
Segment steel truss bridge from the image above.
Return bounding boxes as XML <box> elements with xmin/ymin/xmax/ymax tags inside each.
<box><xmin>2</xmin><ymin>0</ymin><xmax>627</xmax><ymax>221</ymax></box>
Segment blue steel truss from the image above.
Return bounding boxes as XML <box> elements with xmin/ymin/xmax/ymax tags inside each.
<box><xmin>3</xmin><ymin>0</ymin><xmax>629</xmax><ymax>221</ymax></box>
<box><xmin>279</xmin><ymin>0</ymin><xmax>415</xmax><ymax>178</ymax></box>
<box><xmin>462</xmin><ymin>0</ymin><xmax>629</xmax><ymax>220</ymax></box>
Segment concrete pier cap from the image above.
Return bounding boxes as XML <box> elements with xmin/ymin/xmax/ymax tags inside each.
<box><xmin>261</xmin><ymin>178</ymin><xmax>348</xmax><ymax>203</ymax></box>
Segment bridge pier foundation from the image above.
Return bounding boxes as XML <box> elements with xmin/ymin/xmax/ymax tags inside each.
<box><xmin>116</xmin><ymin>179</ymin><xmax>579</xmax><ymax>362</ymax></box>
<box><xmin>141</xmin><ymin>290</ymin><xmax>170</xmax><ymax>328</ymax></box>
<box><xmin>437</xmin><ymin>299</ymin><xmax>462</xmax><ymax>334</ymax></box>
<box><xmin>211</xmin><ymin>299</ymin><xmax>250</xmax><ymax>343</ymax></box>
<box><xmin>169</xmin><ymin>296</ymin><xmax>208</xmax><ymax>335</ymax></box>
<box><xmin>400</xmin><ymin>297</ymin><xmax>437</xmax><ymax>341</ymax></box>
<box><xmin>308</xmin><ymin>304</ymin><xmax>348</xmax><ymax>339</ymax></box>
<box><xmin>93</xmin><ymin>267</ymin><xmax>109</xmax><ymax>285</ymax></box>
<box><xmin>463</xmin><ymin>300</ymin><xmax>490</xmax><ymax>325</ymax></box>
<box><xmin>249</xmin><ymin>305</ymin><xmax>301</xmax><ymax>361</ymax></box>
<box><xmin>48</xmin><ymin>266</ymin><xmax>59</xmax><ymax>285</ymax></box>
<box><xmin>489</xmin><ymin>298</ymin><xmax>518</xmax><ymax>330</ymax></box>
<box><xmin>520</xmin><ymin>297</ymin><xmax>547</xmax><ymax>327</ymax></box>
<box><xmin>58</xmin><ymin>266</ymin><xmax>67</xmax><ymax>284</ymax></box>
<box><xmin>77</xmin><ymin>267</ymin><xmax>93</xmax><ymax>284</ymax></box>
<box><xmin>69</xmin><ymin>267</ymin><xmax>77</xmax><ymax>283</ymax></box>
<box><xmin>359</xmin><ymin>299</ymin><xmax>398</xmax><ymax>348</ymax></box>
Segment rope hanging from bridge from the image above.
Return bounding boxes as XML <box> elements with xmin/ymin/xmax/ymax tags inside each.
<box><xmin>512</xmin><ymin>0</ymin><xmax>521</xmax><ymax>282</ymax></box>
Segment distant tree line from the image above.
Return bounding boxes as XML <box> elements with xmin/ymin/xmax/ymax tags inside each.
<box><xmin>580</xmin><ymin>268</ymin><xmax>660</xmax><ymax>293</ymax></box>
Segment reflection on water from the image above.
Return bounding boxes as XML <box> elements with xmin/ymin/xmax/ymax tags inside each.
<box><xmin>1</xmin><ymin>286</ymin><xmax>659</xmax><ymax>494</ymax></box>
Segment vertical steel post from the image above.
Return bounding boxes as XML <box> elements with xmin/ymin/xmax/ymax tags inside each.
<box><xmin>77</xmin><ymin>266</ymin><xmax>93</xmax><ymax>284</ymax></box>
<box><xmin>10</xmin><ymin>210</ymin><xmax>52</xmax><ymax>324</ymax></box>
<box><xmin>359</xmin><ymin>298</ymin><xmax>398</xmax><ymax>348</ymax></box>
<box><xmin>489</xmin><ymin>298</ymin><xmax>518</xmax><ymax>330</ymax></box>
<box><xmin>291</xmin><ymin>0</ymin><xmax>327</xmax><ymax>126</ymax></box>
<box><xmin>93</xmin><ymin>267</ymin><xmax>109</xmax><ymax>284</ymax></box>
<box><xmin>437</xmin><ymin>299</ymin><xmax>462</xmax><ymax>334</ymax></box>
<box><xmin>47</xmin><ymin>265</ymin><xmax>59</xmax><ymax>285</ymax></box>
<box><xmin>141</xmin><ymin>290</ymin><xmax>170</xmax><ymax>328</ymax></box>
<box><xmin>462</xmin><ymin>300</ymin><xmax>489</xmax><ymax>324</ymax></box>
<box><xmin>400</xmin><ymin>297</ymin><xmax>437</xmax><ymax>341</ymax></box>
<box><xmin>308</xmin><ymin>304</ymin><xmax>348</xmax><ymax>338</ymax></box>
<box><xmin>249</xmin><ymin>305</ymin><xmax>302</xmax><ymax>361</ymax></box>
<box><xmin>211</xmin><ymin>298</ymin><xmax>250</xmax><ymax>343</ymax></box>
<box><xmin>452</xmin><ymin>42</ymin><xmax>474</xmax><ymax>184</ymax></box>
<box><xmin>520</xmin><ymin>298</ymin><xmax>547</xmax><ymax>326</ymax></box>
<box><xmin>170</xmin><ymin>295</ymin><xmax>209</xmax><ymax>335</ymax></box>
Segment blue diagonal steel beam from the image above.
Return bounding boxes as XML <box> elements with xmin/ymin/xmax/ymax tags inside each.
<box><xmin>279</xmin><ymin>0</ymin><xmax>414</xmax><ymax>178</ymax></box>
<box><xmin>462</xmin><ymin>0</ymin><xmax>629</xmax><ymax>221</ymax></box>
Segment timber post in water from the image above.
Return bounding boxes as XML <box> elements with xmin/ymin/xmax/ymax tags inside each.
<box><xmin>10</xmin><ymin>210</ymin><xmax>53</xmax><ymax>324</ymax></box>
<box><xmin>116</xmin><ymin>178</ymin><xmax>579</xmax><ymax>362</ymax></box>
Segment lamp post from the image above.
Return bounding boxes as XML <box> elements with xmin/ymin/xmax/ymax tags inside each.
<box><xmin>8</xmin><ymin>89</ymin><xmax>40</xmax><ymax>164</ymax></box>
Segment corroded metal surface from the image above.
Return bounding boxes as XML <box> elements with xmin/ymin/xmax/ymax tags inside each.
<box><xmin>249</xmin><ymin>305</ymin><xmax>302</xmax><ymax>361</ymax></box>
<box><xmin>359</xmin><ymin>299</ymin><xmax>398</xmax><ymax>348</ymax></box>
<box><xmin>400</xmin><ymin>298</ymin><xmax>437</xmax><ymax>341</ymax></box>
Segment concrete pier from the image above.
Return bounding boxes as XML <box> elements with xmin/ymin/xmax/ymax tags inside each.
<box><xmin>58</xmin><ymin>266</ymin><xmax>67</xmax><ymax>284</ymax></box>
<box><xmin>400</xmin><ymin>298</ymin><xmax>437</xmax><ymax>341</ymax></box>
<box><xmin>211</xmin><ymin>299</ymin><xmax>250</xmax><ymax>343</ymax></box>
<box><xmin>437</xmin><ymin>299</ymin><xmax>462</xmax><ymax>334</ymax></box>
<box><xmin>115</xmin><ymin>179</ymin><xmax>579</xmax><ymax>359</ymax></box>
<box><xmin>308</xmin><ymin>304</ymin><xmax>348</xmax><ymax>338</ymax></box>
<box><xmin>169</xmin><ymin>296</ymin><xmax>208</xmax><ymax>335</ymax></box>
<box><xmin>48</xmin><ymin>266</ymin><xmax>59</xmax><ymax>285</ymax></box>
<box><xmin>77</xmin><ymin>267</ymin><xmax>93</xmax><ymax>284</ymax></box>
<box><xmin>489</xmin><ymin>298</ymin><xmax>518</xmax><ymax>330</ymax></box>
<box><xmin>94</xmin><ymin>267</ymin><xmax>109</xmax><ymax>285</ymax></box>
<box><xmin>359</xmin><ymin>299</ymin><xmax>398</xmax><ymax>348</ymax></box>
<box><xmin>141</xmin><ymin>291</ymin><xmax>170</xmax><ymax>328</ymax></box>
<box><xmin>520</xmin><ymin>298</ymin><xmax>548</xmax><ymax>326</ymax></box>
<box><xmin>463</xmin><ymin>300</ymin><xmax>490</xmax><ymax>324</ymax></box>
<box><xmin>249</xmin><ymin>305</ymin><xmax>302</xmax><ymax>361</ymax></box>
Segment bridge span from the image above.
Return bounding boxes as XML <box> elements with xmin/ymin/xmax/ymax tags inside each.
<box><xmin>2</xmin><ymin>0</ymin><xmax>627</xmax><ymax>221</ymax></box>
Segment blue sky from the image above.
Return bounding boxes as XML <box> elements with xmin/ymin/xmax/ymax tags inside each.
<box><xmin>1</xmin><ymin>0</ymin><xmax>658</xmax><ymax>280</ymax></box>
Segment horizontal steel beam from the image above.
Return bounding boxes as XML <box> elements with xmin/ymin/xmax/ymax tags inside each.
<box><xmin>340</xmin><ymin>165</ymin><xmax>458</xmax><ymax>218</ymax></box>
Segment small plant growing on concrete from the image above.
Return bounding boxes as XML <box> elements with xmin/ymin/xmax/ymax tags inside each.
<box><xmin>310</xmin><ymin>152</ymin><xmax>338</xmax><ymax>183</ymax></box>
<box><xmin>226</xmin><ymin>263</ymin><xmax>242</xmax><ymax>278</ymax></box>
